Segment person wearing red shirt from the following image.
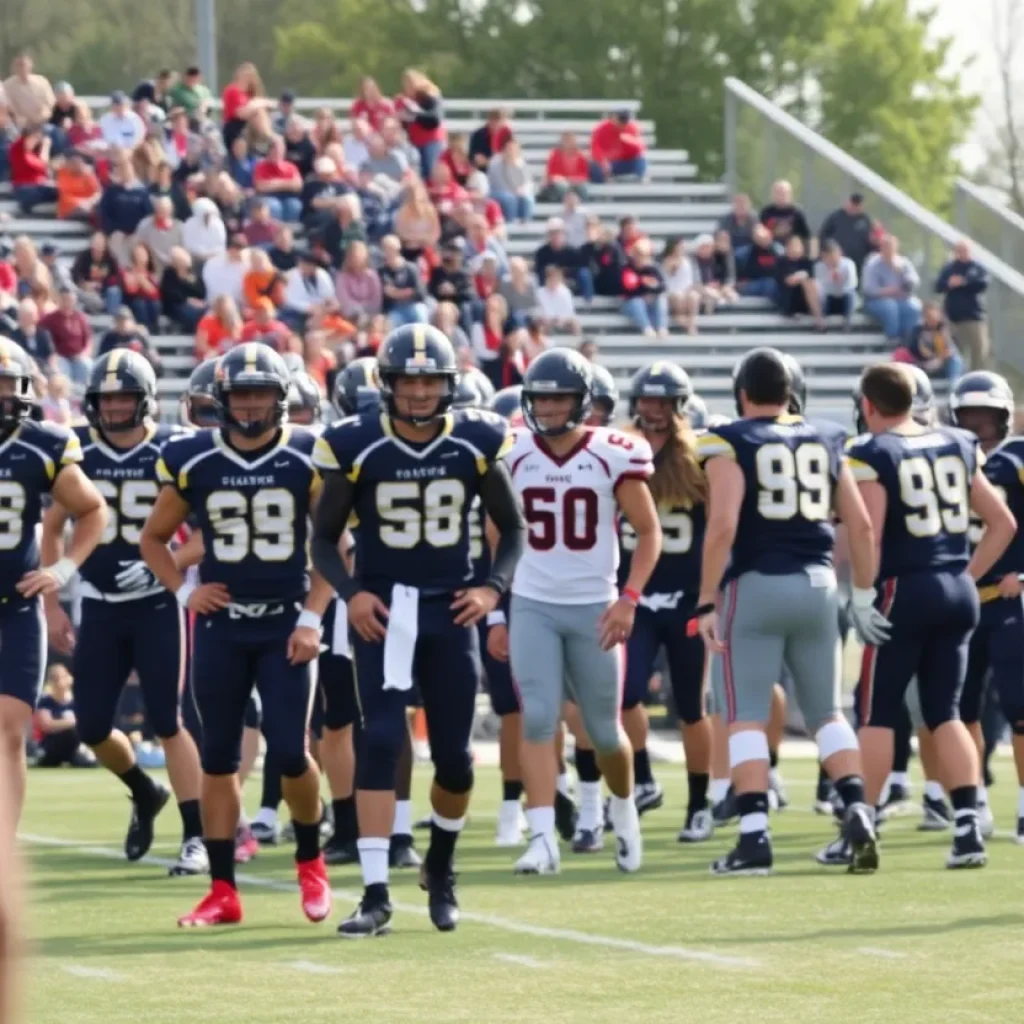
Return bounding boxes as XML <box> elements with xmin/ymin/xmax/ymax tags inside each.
<box><xmin>469</xmin><ymin>109</ymin><xmax>513</xmax><ymax>170</ymax></box>
<box><xmin>41</xmin><ymin>287</ymin><xmax>93</xmax><ymax>389</ymax></box>
<box><xmin>221</xmin><ymin>62</ymin><xmax>273</xmax><ymax>151</ymax></box>
<box><xmin>439</xmin><ymin>132</ymin><xmax>473</xmax><ymax>186</ymax></box>
<box><xmin>9</xmin><ymin>124</ymin><xmax>58</xmax><ymax>214</ymax></box>
<box><xmin>253</xmin><ymin>138</ymin><xmax>303</xmax><ymax>223</ymax></box>
<box><xmin>465</xmin><ymin>174</ymin><xmax>506</xmax><ymax>237</ymax></box>
<box><xmin>428</xmin><ymin>161</ymin><xmax>468</xmax><ymax>217</ymax></box>
<box><xmin>541</xmin><ymin>131</ymin><xmax>594</xmax><ymax>201</ymax></box>
<box><xmin>590</xmin><ymin>110</ymin><xmax>648</xmax><ymax>183</ymax></box>
<box><xmin>240</xmin><ymin>296</ymin><xmax>293</xmax><ymax>350</ymax></box>
<box><xmin>394</xmin><ymin>69</ymin><xmax>446</xmax><ymax>179</ymax></box>
<box><xmin>350</xmin><ymin>77</ymin><xmax>395</xmax><ymax>133</ymax></box>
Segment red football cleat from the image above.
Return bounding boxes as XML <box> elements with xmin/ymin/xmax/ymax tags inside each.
<box><xmin>234</xmin><ymin>823</ymin><xmax>260</xmax><ymax>864</ymax></box>
<box><xmin>297</xmin><ymin>855</ymin><xmax>332</xmax><ymax>923</ymax></box>
<box><xmin>177</xmin><ymin>881</ymin><xmax>243</xmax><ymax>928</ymax></box>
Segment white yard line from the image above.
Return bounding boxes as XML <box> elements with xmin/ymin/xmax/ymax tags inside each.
<box><xmin>493</xmin><ymin>953</ymin><xmax>547</xmax><ymax>968</ymax></box>
<box><xmin>284</xmin><ymin>960</ymin><xmax>347</xmax><ymax>975</ymax></box>
<box><xmin>62</xmin><ymin>965</ymin><xmax>121</xmax><ymax>980</ymax></box>
<box><xmin>857</xmin><ymin>947</ymin><xmax>908</xmax><ymax>960</ymax></box>
<box><xmin>21</xmin><ymin>832</ymin><xmax>757</xmax><ymax>969</ymax></box>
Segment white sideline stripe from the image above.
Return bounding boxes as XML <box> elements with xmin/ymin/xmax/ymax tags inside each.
<box><xmin>857</xmin><ymin>947</ymin><xmax>908</xmax><ymax>960</ymax></box>
<box><xmin>62</xmin><ymin>965</ymin><xmax>121</xmax><ymax>980</ymax></box>
<box><xmin>21</xmin><ymin>833</ymin><xmax>757</xmax><ymax>969</ymax></box>
<box><xmin>494</xmin><ymin>953</ymin><xmax>546</xmax><ymax>968</ymax></box>
<box><xmin>285</xmin><ymin>960</ymin><xmax>346</xmax><ymax>975</ymax></box>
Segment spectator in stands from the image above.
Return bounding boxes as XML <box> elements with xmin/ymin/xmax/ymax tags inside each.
<box><xmin>472</xmin><ymin>292</ymin><xmax>511</xmax><ymax>365</ymax></box>
<box><xmin>499</xmin><ymin>256</ymin><xmax>539</xmax><ymax>325</ymax></box>
<box><xmin>268</xmin><ymin>225</ymin><xmax>298</xmax><ymax>272</ymax></box>
<box><xmin>284</xmin><ymin>117</ymin><xmax>317</xmax><ymax>179</ymax></box>
<box><xmin>8</xmin><ymin>298</ymin><xmax>55</xmax><ymax>375</ymax></box>
<box><xmin>225</xmin><ymin>134</ymin><xmax>256</xmax><ymax>192</ymax></box>
<box><xmin>98</xmin><ymin>306</ymin><xmax>161</xmax><ymax>372</ymax></box>
<box><xmin>819</xmin><ymin>192</ymin><xmax>874</xmax><ymax>273</ymax></box>
<box><xmin>133</xmin><ymin>122</ymin><xmax>171</xmax><ymax>184</ymax></box>
<box><xmin>362</xmin><ymin>131</ymin><xmax>408</xmax><ymax>183</ymax></box>
<box><xmin>935</xmin><ymin>239</ymin><xmax>990</xmax><ymax>370</ymax></box>
<box><xmin>428</xmin><ymin>241</ymin><xmax>474</xmax><ymax>326</ymax></box>
<box><xmin>355</xmin><ymin>168</ymin><xmax>394</xmax><ymax>243</ymax></box>
<box><xmin>134</xmin><ymin>196</ymin><xmax>184</xmax><ymax>274</ymax></box>
<box><xmin>473</xmin><ymin>251</ymin><xmax>503</xmax><ymax>306</ymax></box>
<box><xmin>534</xmin><ymin>217</ymin><xmax>592</xmax><ymax>303</ymax></box>
<box><xmin>536</xmin><ymin>264</ymin><xmax>580</xmax><ymax>335</ymax></box>
<box><xmin>718</xmin><ymin>193</ymin><xmax>758</xmax><ymax>258</ymax></box>
<box><xmin>736</xmin><ymin>224</ymin><xmax>782</xmax><ymax>305</ymax></box>
<box><xmin>160</xmin><ymin>246</ymin><xmax>207</xmax><ymax>332</ymax></box>
<box><xmin>562</xmin><ymin>190</ymin><xmax>589</xmax><ymax>248</ymax></box>
<box><xmin>462</xmin><ymin>212</ymin><xmax>508</xmax><ymax>278</ymax></box>
<box><xmin>428</xmin><ymin>160</ymin><xmax>468</xmax><ymax>220</ymax></box>
<box><xmin>204</xmin><ymin>230</ymin><xmax>250</xmax><ymax>303</ymax></box>
<box><xmin>470</xmin><ymin>108</ymin><xmax>513</xmax><ymax>170</ymax></box>
<box><xmin>240</xmin><ymin>295</ymin><xmax>293</xmax><ymax>350</ymax></box>
<box><xmin>580</xmin><ymin>222</ymin><xmax>623</xmax><ymax>298</ymax></box>
<box><xmin>152</xmin><ymin>71</ymin><xmax>176</xmax><ymax>114</ymax></box>
<box><xmin>167</xmin><ymin>67</ymin><xmax>211</xmax><ymax>123</ymax></box>
<box><xmin>41</xmin><ymin>287</ymin><xmax>92</xmax><ymax>390</ymax></box>
<box><xmin>242</xmin><ymin>198</ymin><xmax>280</xmax><ymax>249</ymax></box>
<box><xmin>39</xmin><ymin>242</ymin><xmax>72</xmax><ymax>295</ymax></box>
<box><xmin>439</xmin><ymin>131</ymin><xmax>472</xmax><ymax>187</ymax></box>
<box><xmin>351</xmin><ymin>77</ymin><xmax>396</xmax><ymax>133</ymax></box>
<box><xmin>99</xmin><ymin>153</ymin><xmax>153</xmax><ymax>264</ymax></box>
<box><xmin>621</xmin><ymin>238</ymin><xmax>668</xmax><ymax>337</ymax></box>
<box><xmin>272</xmin><ymin>90</ymin><xmax>297</xmax><ymax>136</ymax></box>
<box><xmin>13</xmin><ymin>235</ymin><xmax>51</xmax><ymax>301</ymax></box>
<box><xmin>282</xmin><ymin>249</ymin><xmax>337</xmax><ymax>329</ymax></box>
<box><xmin>394</xmin><ymin>182</ymin><xmax>441</xmax><ymax>263</ymax></box>
<box><xmin>862</xmin><ymin>234</ymin><xmax>921</xmax><ymax>346</ymax></box>
<box><xmin>0</xmin><ymin>102</ymin><xmax>15</xmax><ymax>181</ymax></box>
<box><xmin>242</xmin><ymin>247</ymin><xmax>285</xmax><ymax>310</ymax></box>
<box><xmin>760</xmin><ymin>180</ymin><xmax>811</xmax><ymax>246</ymax></box>
<box><xmin>36</xmin><ymin>665</ymin><xmax>95</xmax><ymax>769</ymax></box>
<box><xmin>590</xmin><ymin>109</ymin><xmax>647</xmax><ymax>183</ymax></box>
<box><xmin>433</xmin><ymin>300</ymin><xmax>470</xmax><ymax>351</ymax></box>
<box><xmin>465</xmin><ymin>172</ymin><xmax>506</xmax><ymax>238</ymax></box>
<box><xmin>709</xmin><ymin>231</ymin><xmax>739</xmax><ymax>304</ymax></box>
<box><xmin>661</xmin><ymin>238</ymin><xmax>699</xmax><ymax>334</ymax></box>
<box><xmin>342</xmin><ymin>117</ymin><xmax>372</xmax><ymax>174</ymax></box>
<box><xmin>41</xmin><ymin>373</ymin><xmax>72</xmax><ymax>426</ymax></box>
<box><xmin>540</xmin><ymin>132</ymin><xmax>592</xmax><ymax>202</ymax></box>
<box><xmin>67</xmin><ymin>102</ymin><xmax>105</xmax><ymax>161</ymax></box>
<box><xmin>321</xmin><ymin>193</ymin><xmax>367</xmax><ymax>268</ymax></box>
<box><xmin>379</xmin><ymin>235</ymin><xmax>427</xmax><ymax>326</ymax></box>
<box><xmin>776</xmin><ymin>235</ymin><xmax>823</xmax><ymax>327</ymax></box>
<box><xmin>894</xmin><ymin>300</ymin><xmax>963</xmax><ymax>382</ymax></box>
<box><xmin>300</xmin><ymin>156</ymin><xmax>344</xmax><ymax>233</ymax></box>
<box><xmin>335</xmin><ymin>239</ymin><xmax>383</xmax><ymax>324</ymax></box>
<box><xmin>3</xmin><ymin>55</ymin><xmax>55</xmax><ymax>128</ymax></box>
<box><xmin>99</xmin><ymin>91</ymin><xmax>145</xmax><ymax>151</ymax></box>
<box><xmin>9</xmin><ymin>124</ymin><xmax>57</xmax><ymax>214</ymax></box>
<box><xmin>814</xmin><ymin>240</ymin><xmax>858</xmax><ymax>330</ymax></box>
<box><xmin>55</xmin><ymin>151</ymin><xmax>100</xmax><ymax>220</ymax></box>
<box><xmin>182</xmin><ymin>196</ymin><xmax>227</xmax><ymax>267</ymax></box>
<box><xmin>71</xmin><ymin>231</ymin><xmax>120</xmax><ymax>315</ymax></box>
<box><xmin>195</xmin><ymin>294</ymin><xmax>243</xmax><ymax>359</ymax></box>
<box><xmin>488</xmin><ymin>137</ymin><xmax>535</xmax><ymax>223</ymax></box>
<box><xmin>120</xmin><ymin>243</ymin><xmax>163</xmax><ymax>332</ymax></box>
<box><xmin>252</xmin><ymin>137</ymin><xmax>303</xmax><ymax>223</ymax></box>
<box><xmin>49</xmin><ymin>81</ymin><xmax>77</xmax><ymax>149</ymax></box>
<box><xmin>395</xmin><ymin>69</ymin><xmax>446</xmax><ymax>179</ymax></box>
<box><xmin>221</xmin><ymin>62</ymin><xmax>274</xmax><ymax>151</ymax></box>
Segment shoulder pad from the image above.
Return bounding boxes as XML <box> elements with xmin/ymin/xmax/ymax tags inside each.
<box><xmin>312</xmin><ymin>415</ymin><xmax>377</xmax><ymax>477</ymax></box>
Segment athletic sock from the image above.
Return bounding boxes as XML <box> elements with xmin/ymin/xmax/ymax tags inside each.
<box><xmin>426</xmin><ymin>814</ymin><xmax>464</xmax><ymax>875</ymax></box>
<box><xmin>925</xmin><ymin>780</ymin><xmax>945</xmax><ymax>802</ymax></box>
<box><xmin>710</xmin><ymin>778</ymin><xmax>730</xmax><ymax>804</ymax></box>
<box><xmin>575</xmin><ymin>748</ymin><xmax>601</xmax><ymax>783</ymax></box>
<box><xmin>950</xmin><ymin>785</ymin><xmax>979</xmax><ymax>829</ymax></box>
<box><xmin>736</xmin><ymin>792</ymin><xmax>769</xmax><ymax>838</ymax></box>
<box><xmin>502</xmin><ymin>779</ymin><xmax>524</xmax><ymax>802</ymax></box>
<box><xmin>206</xmin><ymin>838</ymin><xmax>235</xmax><ymax>887</ymax></box>
<box><xmin>768</xmin><ymin>748</ymin><xmax>779</xmax><ymax>770</ymax></box>
<box><xmin>977</xmin><ymin>784</ymin><xmax>989</xmax><ymax>808</ymax></box>
<box><xmin>817</xmin><ymin>763</ymin><xmax>829</xmax><ymax>789</ymax></box>
<box><xmin>392</xmin><ymin>799</ymin><xmax>412</xmax><ymax>838</ymax></box>
<box><xmin>260</xmin><ymin>754</ymin><xmax>282</xmax><ymax>813</ymax></box>
<box><xmin>332</xmin><ymin>797</ymin><xmax>357</xmax><ymax>843</ymax></box>
<box><xmin>833</xmin><ymin>774</ymin><xmax>866</xmax><ymax>811</ymax></box>
<box><xmin>253</xmin><ymin>806</ymin><xmax>278</xmax><ymax>829</ymax></box>
<box><xmin>577</xmin><ymin>783</ymin><xmax>601</xmax><ymax>831</ymax></box>
<box><xmin>118</xmin><ymin>764</ymin><xmax>157</xmax><ymax>805</ymax></box>
<box><xmin>687</xmin><ymin>771</ymin><xmax>709</xmax><ymax>811</ymax></box>
<box><xmin>556</xmin><ymin>771</ymin><xmax>571</xmax><ymax>798</ymax></box>
<box><xmin>357</xmin><ymin>836</ymin><xmax>389</xmax><ymax>889</ymax></box>
<box><xmin>525</xmin><ymin>805</ymin><xmax>555</xmax><ymax>840</ymax></box>
<box><xmin>1017</xmin><ymin>786</ymin><xmax>1024</xmax><ymax>818</ymax></box>
<box><xmin>633</xmin><ymin>748</ymin><xmax>654</xmax><ymax>787</ymax></box>
<box><xmin>293</xmin><ymin>820</ymin><xmax>320</xmax><ymax>863</ymax></box>
<box><xmin>890</xmin><ymin>771</ymin><xmax>909</xmax><ymax>789</ymax></box>
<box><xmin>178</xmin><ymin>799</ymin><xmax>202</xmax><ymax>841</ymax></box>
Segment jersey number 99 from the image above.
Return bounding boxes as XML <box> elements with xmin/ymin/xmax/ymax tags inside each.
<box><xmin>756</xmin><ymin>443</ymin><xmax>830</xmax><ymax>521</ymax></box>
<box><xmin>206</xmin><ymin>488</ymin><xmax>296</xmax><ymax>562</ymax></box>
<box><xmin>900</xmin><ymin>455</ymin><xmax>969</xmax><ymax>538</ymax></box>
<box><xmin>376</xmin><ymin>479</ymin><xmax>466</xmax><ymax>549</ymax></box>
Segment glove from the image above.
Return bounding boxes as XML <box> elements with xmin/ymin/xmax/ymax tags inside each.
<box><xmin>848</xmin><ymin>586</ymin><xmax>891</xmax><ymax>647</ymax></box>
<box><xmin>115</xmin><ymin>560</ymin><xmax>157</xmax><ymax>594</ymax></box>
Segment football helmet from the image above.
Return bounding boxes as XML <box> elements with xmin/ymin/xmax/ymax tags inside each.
<box><xmin>377</xmin><ymin>324</ymin><xmax>458</xmax><ymax>425</ymax></box>
<box><xmin>287</xmin><ymin>371</ymin><xmax>322</xmax><ymax>426</ymax></box>
<box><xmin>521</xmin><ymin>348</ymin><xmax>593</xmax><ymax>437</ymax></box>
<box><xmin>628</xmin><ymin>360</ymin><xmax>692</xmax><ymax>421</ymax></box>
<box><xmin>213</xmin><ymin>342</ymin><xmax>290</xmax><ymax>438</ymax></box>
<box><xmin>0</xmin><ymin>336</ymin><xmax>36</xmax><ymax>431</ymax></box>
<box><xmin>949</xmin><ymin>370</ymin><xmax>1013</xmax><ymax>440</ymax></box>
<box><xmin>589</xmin><ymin>364</ymin><xmax>619</xmax><ymax>426</ymax></box>
<box><xmin>333</xmin><ymin>357</ymin><xmax>381</xmax><ymax>418</ymax></box>
<box><xmin>85</xmin><ymin>349</ymin><xmax>157</xmax><ymax>434</ymax></box>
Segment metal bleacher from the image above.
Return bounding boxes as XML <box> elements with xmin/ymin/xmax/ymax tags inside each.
<box><xmin>1</xmin><ymin>94</ymin><xmax>892</xmax><ymax>423</ymax></box>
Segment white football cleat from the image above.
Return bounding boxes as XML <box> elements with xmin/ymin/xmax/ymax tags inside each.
<box><xmin>978</xmin><ymin>803</ymin><xmax>995</xmax><ymax>839</ymax></box>
<box><xmin>495</xmin><ymin>802</ymin><xmax>526</xmax><ymax>848</ymax></box>
<box><xmin>609</xmin><ymin>796</ymin><xmax>643</xmax><ymax>873</ymax></box>
<box><xmin>513</xmin><ymin>833</ymin><xmax>560</xmax><ymax>875</ymax></box>
<box><xmin>169</xmin><ymin>836</ymin><xmax>209</xmax><ymax>877</ymax></box>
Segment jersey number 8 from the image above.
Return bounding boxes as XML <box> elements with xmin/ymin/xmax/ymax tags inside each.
<box><xmin>206</xmin><ymin>488</ymin><xmax>296</xmax><ymax>562</ymax></box>
<box><xmin>899</xmin><ymin>455</ymin><xmax>969</xmax><ymax>538</ymax></box>
<box><xmin>756</xmin><ymin>442</ymin><xmax>830</xmax><ymax>521</ymax></box>
<box><xmin>0</xmin><ymin>481</ymin><xmax>26</xmax><ymax>551</ymax></box>
<box><xmin>376</xmin><ymin>479</ymin><xmax>466</xmax><ymax>549</ymax></box>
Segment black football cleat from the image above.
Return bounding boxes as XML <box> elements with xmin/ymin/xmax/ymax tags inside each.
<box><xmin>813</xmin><ymin>776</ymin><xmax>835</xmax><ymax>815</ymax></box>
<box><xmin>883</xmin><ymin>781</ymin><xmax>910</xmax><ymax>811</ymax></box>
<box><xmin>842</xmin><ymin>803</ymin><xmax>879</xmax><ymax>874</ymax></box>
<box><xmin>677</xmin><ymin>806</ymin><xmax>714</xmax><ymax>843</ymax></box>
<box><xmin>554</xmin><ymin>790</ymin><xmax>578</xmax><ymax>842</ymax></box>
<box><xmin>918</xmin><ymin>794</ymin><xmax>953</xmax><ymax>832</ymax></box>
<box><xmin>389</xmin><ymin>834</ymin><xmax>422</xmax><ymax>869</ymax></box>
<box><xmin>712</xmin><ymin>787</ymin><xmax>738</xmax><ymax>827</ymax></box>
<box><xmin>815</xmin><ymin>833</ymin><xmax>852</xmax><ymax>867</ymax></box>
<box><xmin>946</xmin><ymin>819</ymin><xmax>987</xmax><ymax>870</ymax></box>
<box><xmin>125</xmin><ymin>782</ymin><xmax>171</xmax><ymax>861</ymax></box>
<box><xmin>1016</xmin><ymin>816</ymin><xmax>1024</xmax><ymax>846</ymax></box>
<box><xmin>323</xmin><ymin>834</ymin><xmax>359</xmax><ymax>866</ymax></box>
<box><xmin>420</xmin><ymin>867</ymin><xmax>459</xmax><ymax>932</ymax></box>
<box><xmin>571</xmin><ymin>827</ymin><xmax>604</xmax><ymax>854</ymax></box>
<box><xmin>634</xmin><ymin>782</ymin><xmax>664</xmax><ymax>815</ymax></box>
<box><xmin>337</xmin><ymin>887</ymin><xmax>393</xmax><ymax>939</ymax></box>
<box><xmin>710</xmin><ymin>833</ymin><xmax>772</xmax><ymax>877</ymax></box>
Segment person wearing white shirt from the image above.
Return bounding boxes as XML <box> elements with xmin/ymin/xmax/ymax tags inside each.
<box><xmin>98</xmin><ymin>91</ymin><xmax>145</xmax><ymax>150</ymax></box>
<box><xmin>562</xmin><ymin>190</ymin><xmax>590</xmax><ymax>249</ymax></box>
<box><xmin>182</xmin><ymin>197</ymin><xmax>226</xmax><ymax>263</ymax></box>
<box><xmin>283</xmin><ymin>251</ymin><xmax>336</xmax><ymax>323</ymax></box>
<box><xmin>661</xmin><ymin>238</ymin><xmax>699</xmax><ymax>334</ymax></box>
<box><xmin>201</xmin><ymin>235</ymin><xmax>249</xmax><ymax>305</ymax></box>
<box><xmin>535</xmin><ymin>265</ymin><xmax>580</xmax><ymax>335</ymax></box>
<box><xmin>342</xmin><ymin>117</ymin><xmax>371</xmax><ymax>173</ymax></box>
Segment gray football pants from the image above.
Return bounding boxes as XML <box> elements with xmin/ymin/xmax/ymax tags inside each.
<box><xmin>509</xmin><ymin>594</ymin><xmax>623</xmax><ymax>753</ymax></box>
<box><xmin>711</xmin><ymin>570</ymin><xmax>842</xmax><ymax>734</ymax></box>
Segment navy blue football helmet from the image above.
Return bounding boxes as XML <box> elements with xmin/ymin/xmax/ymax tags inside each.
<box><xmin>521</xmin><ymin>348</ymin><xmax>593</xmax><ymax>437</ymax></box>
<box><xmin>287</xmin><ymin>371</ymin><xmax>322</xmax><ymax>425</ymax></box>
<box><xmin>85</xmin><ymin>349</ymin><xmax>157</xmax><ymax>434</ymax></box>
<box><xmin>0</xmin><ymin>337</ymin><xmax>36</xmax><ymax>431</ymax></box>
<box><xmin>489</xmin><ymin>385</ymin><xmax>523</xmax><ymax>421</ymax></box>
<box><xmin>377</xmin><ymin>324</ymin><xmax>458</xmax><ymax>425</ymax></box>
<box><xmin>589</xmin><ymin>364</ymin><xmax>619</xmax><ymax>426</ymax></box>
<box><xmin>782</xmin><ymin>353</ymin><xmax>807</xmax><ymax>415</ymax></box>
<box><xmin>682</xmin><ymin>393</ymin><xmax>708</xmax><ymax>430</ymax></box>
<box><xmin>628</xmin><ymin>361</ymin><xmax>692</xmax><ymax>422</ymax></box>
<box><xmin>213</xmin><ymin>342</ymin><xmax>290</xmax><ymax>438</ymax></box>
<box><xmin>333</xmin><ymin>357</ymin><xmax>381</xmax><ymax>418</ymax></box>
<box><xmin>183</xmin><ymin>357</ymin><xmax>219</xmax><ymax>427</ymax></box>
<box><xmin>949</xmin><ymin>370</ymin><xmax>1014</xmax><ymax>440</ymax></box>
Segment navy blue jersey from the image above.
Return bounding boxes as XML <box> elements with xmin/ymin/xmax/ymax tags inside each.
<box><xmin>619</xmin><ymin>502</ymin><xmax>705</xmax><ymax>597</ymax></box>
<box><xmin>0</xmin><ymin>420</ymin><xmax>82</xmax><ymax>600</ymax></box>
<box><xmin>469</xmin><ymin>496</ymin><xmax>489</xmax><ymax>585</ymax></box>
<box><xmin>697</xmin><ymin>415</ymin><xmax>843</xmax><ymax>585</ymax></box>
<box><xmin>847</xmin><ymin>426</ymin><xmax>977</xmax><ymax>580</ymax></box>
<box><xmin>77</xmin><ymin>423</ymin><xmax>188</xmax><ymax>595</ymax></box>
<box><xmin>157</xmin><ymin>426</ymin><xmax>319</xmax><ymax>602</ymax></box>
<box><xmin>972</xmin><ymin>437</ymin><xmax>1024</xmax><ymax>588</ymax></box>
<box><xmin>313</xmin><ymin>410</ymin><xmax>512</xmax><ymax>596</ymax></box>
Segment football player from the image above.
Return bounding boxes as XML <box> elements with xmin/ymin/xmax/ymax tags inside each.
<box><xmin>287</xmin><ymin>371</ymin><xmax>323</xmax><ymax>426</ymax></box>
<box><xmin>587</xmin><ymin>364</ymin><xmax>618</xmax><ymax>427</ymax></box>
<box><xmin>949</xmin><ymin>370</ymin><xmax>1024</xmax><ymax>841</ymax></box>
<box><xmin>0</xmin><ymin>338</ymin><xmax>106</xmax><ymax>829</ymax></box>
<box><xmin>697</xmin><ymin>347</ymin><xmax>881</xmax><ymax>876</ymax></box>
<box><xmin>40</xmin><ymin>351</ymin><xmax>207</xmax><ymax>875</ymax></box>
<box><xmin>140</xmin><ymin>342</ymin><xmax>335</xmax><ymax>927</ymax></box>
<box><xmin>507</xmin><ymin>348</ymin><xmax>661</xmax><ymax>876</ymax></box>
<box><xmin>491</xmin><ymin>385</ymin><xmax>524</xmax><ymax>425</ymax></box>
<box><xmin>848</xmin><ymin>363</ymin><xmax>1015</xmax><ymax>868</ymax></box>
<box><xmin>311</xmin><ymin>324</ymin><xmax>525</xmax><ymax>936</ymax></box>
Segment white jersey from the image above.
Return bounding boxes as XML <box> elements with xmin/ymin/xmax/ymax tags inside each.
<box><xmin>509</xmin><ymin>426</ymin><xmax>653</xmax><ymax>604</ymax></box>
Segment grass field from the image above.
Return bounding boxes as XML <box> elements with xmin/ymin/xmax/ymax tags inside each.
<box><xmin>19</xmin><ymin>756</ymin><xmax>1024</xmax><ymax>1024</ymax></box>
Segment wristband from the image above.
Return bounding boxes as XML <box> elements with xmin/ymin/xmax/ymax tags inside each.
<box><xmin>48</xmin><ymin>557</ymin><xmax>77</xmax><ymax>588</ymax></box>
<box><xmin>175</xmin><ymin>580</ymin><xmax>197</xmax><ymax>608</ymax></box>
<box><xmin>486</xmin><ymin>610</ymin><xmax>507</xmax><ymax>627</ymax></box>
<box><xmin>621</xmin><ymin>586</ymin><xmax>642</xmax><ymax>606</ymax></box>
<box><xmin>297</xmin><ymin>609</ymin><xmax>323</xmax><ymax>631</ymax></box>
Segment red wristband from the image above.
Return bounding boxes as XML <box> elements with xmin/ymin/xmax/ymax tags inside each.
<box><xmin>621</xmin><ymin>587</ymin><xmax>641</xmax><ymax>606</ymax></box>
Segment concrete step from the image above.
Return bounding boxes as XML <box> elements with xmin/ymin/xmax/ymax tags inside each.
<box><xmin>596</xmin><ymin>350</ymin><xmax>887</xmax><ymax>372</ymax></box>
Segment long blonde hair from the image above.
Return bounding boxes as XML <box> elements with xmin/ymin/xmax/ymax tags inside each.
<box><xmin>634</xmin><ymin>413</ymin><xmax>706</xmax><ymax>509</ymax></box>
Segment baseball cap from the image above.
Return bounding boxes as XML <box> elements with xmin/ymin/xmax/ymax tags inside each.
<box><xmin>110</xmin><ymin>90</ymin><xmax>127</xmax><ymax>105</ymax></box>
<box><xmin>280</xmin><ymin>89</ymin><xmax>296</xmax><ymax>103</ymax></box>
<box><xmin>40</xmin><ymin>242</ymin><xmax>60</xmax><ymax>257</ymax></box>
<box><xmin>850</xmin><ymin>192</ymin><xmax>865</xmax><ymax>205</ymax></box>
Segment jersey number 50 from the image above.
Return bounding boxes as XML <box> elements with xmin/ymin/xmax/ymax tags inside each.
<box><xmin>522</xmin><ymin>486</ymin><xmax>598</xmax><ymax>551</ymax></box>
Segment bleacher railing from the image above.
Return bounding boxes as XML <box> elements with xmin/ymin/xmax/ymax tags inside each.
<box><xmin>724</xmin><ymin>77</ymin><xmax>1024</xmax><ymax>376</ymax></box>
<box><xmin>954</xmin><ymin>178</ymin><xmax>1024</xmax><ymax>277</ymax></box>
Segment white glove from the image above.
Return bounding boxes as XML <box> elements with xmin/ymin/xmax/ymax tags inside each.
<box><xmin>848</xmin><ymin>586</ymin><xmax>892</xmax><ymax>647</ymax></box>
<box><xmin>115</xmin><ymin>560</ymin><xmax>157</xmax><ymax>594</ymax></box>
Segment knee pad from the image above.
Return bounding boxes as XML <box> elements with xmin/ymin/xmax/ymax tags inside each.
<box><xmin>815</xmin><ymin>719</ymin><xmax>858</xmax><ymax>760</ymax></box>
<box><xmin>587</xmin><ymin>720</ymin><xmax>622</xmax><ymax>757</ymax></box>
<box><xmin>152</xmin><ymin>717</ymin><xmax>181</xmax><ymax>742</ymax></box>
<box><xmin>277</xmin><ymin>753</ymin><xmax>311</xmax><ymax>780</ymax></box>
<box><xmin>521</xmin><ymin>703</ymin><xmax>558</xmax><ymax>745</ymax></box>
<box><xmin>356</xmin><ymin>730</ymin><xmax>401</xmax><ymax>791</ymax></box>
<box><xmin>921</xmin><ymin>705</ymin><xmax>957</xmax><ymax>732</ymax></box>
<box><xmin>76</xmin><ymin>724</ymin><xmax>113</xmax><ymax>749</ymax></box>
<box><xmin>729</xmin><ymin>729</ymin><xmax>770</xmax><ymax>769</ymax></box>
<box><xmin>200</xmin><ymin>745</ymin><xmax>241</xmax><ymax>776</ymax></box>
<box><xmin>433</xmin><ymin>754</ymin><xmax>474</xmax><ymax>796</ymax></box>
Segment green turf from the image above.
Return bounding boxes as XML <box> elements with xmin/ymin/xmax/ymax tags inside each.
<box><xmin>19</xmin><ymin>757</ymin><xmax>1024</xmax><ymax>1024</ymax></box>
